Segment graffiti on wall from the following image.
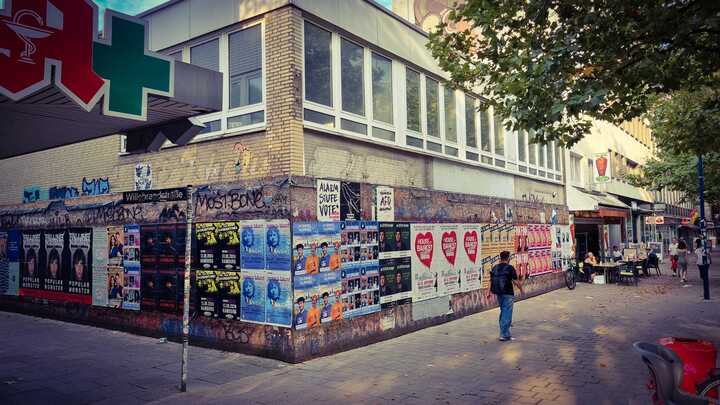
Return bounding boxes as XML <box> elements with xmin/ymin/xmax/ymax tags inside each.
<box><xmin>81</xmin><ymin>177</ymin><xmax>111</xmax><ymax>196</ymax></box>
<box><xmin>135</xmin><ymin>163</ymin><xmax>153</xmax><ymax>191</ymax></box>
<box><xmin>49</xmin><ymin>186</ymin><xmax>80</xmax><ymax>200</ymax></box>
<box><xmin>22</xmin><ymin>186</ymin><xmax>47</xmax><ymax>203</ymax></box>
<box><xmin>193</xmin><ymin>181</ymin><xmax>291</xmax><ymax>221</ymax></box>
<box><xmin>233</xmin><ymin>143</ymin><xmax>253</xmax><ymax>174</ymax></box>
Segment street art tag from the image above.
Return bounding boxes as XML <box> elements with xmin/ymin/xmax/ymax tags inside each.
<box><xmin>414</xmin><ymin>232</ymin><xmax>433</xmax><ymax>269</ymax></box>
<box><xmin>463</xmin><ymin>230</ymin><xmax>478</xmax><ymax>263</ymax></box>
<box><xmin>441</xmin><ymin>231</ymin><xmax>457</xmax><ymax>266</ymax></box>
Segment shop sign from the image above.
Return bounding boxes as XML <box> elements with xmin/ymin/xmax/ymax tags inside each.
<box><xmin>645</xmin><ymin>216</ymin><xmax>665</xmax><ymax>225</ymax></box>
<box><xmin>592</xmin><ymin>152</ymin><xmax>611</xmax><ymax>183</ymax></box>
<box><xmin>0</xmin><ymin>0</ymin><xmax>173</xmax><ymax>121</ymax></box>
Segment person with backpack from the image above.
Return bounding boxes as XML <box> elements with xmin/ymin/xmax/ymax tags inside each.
<box><xmin>486</xmin><ymin>251</ymin><xmax>524</xmax><ymax>341</ymax></box>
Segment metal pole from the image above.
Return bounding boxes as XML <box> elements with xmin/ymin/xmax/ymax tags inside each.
<box><xmin>180</xmin><ymin>185</ymin><xmax>194</xmax><ymax>391</ymax></box>
<box><xmin>697</xmin><ymin>156</ymin><xmax>710</xmax><ymax>300</ymax></box>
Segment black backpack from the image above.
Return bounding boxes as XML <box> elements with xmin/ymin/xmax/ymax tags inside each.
<box><xmin>490</xmin><ymin>263</ymin><xmax>509</xmax><ymax>295</ymax></box>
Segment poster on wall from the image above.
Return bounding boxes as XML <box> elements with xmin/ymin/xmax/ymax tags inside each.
<box><xmin>216</xmin><ymin>222</ymin><xmax>240</xmax><ymax>270</ymax></box>
<box><xmin>240</xmin><ymin>270</ymin><xmax>266</xmax><ymax>323</ymax></box>
<box><xmin>0</xmin><ymin>231</ymin><xmax>9</xmax><ymax>295</ymax></box>
<box><xmin>92</xmin><ymin>227</ymin><xmax>109</xmax><ymax>307</ymax></box>
<box><xmin>317</xmin><ymin>179</ymin><xmax>341</xmax><ymax>222</ymax></box>
<box><xmin>411</xmin><ymin>224</ymin><xmax>440</xmax><ymax>302</ymax></box>
<box><xmin>2</xmin><ymin>231</ymin><xmax>20</xmax><ymax>296</ymax></box>
<box><xmin>43</xmin><ymin>230</ymin><xmax>66</xmax><ymax>293</ymax></box>
<box><xmin>216</xmin><ymin>270</ymin><xmax>241</xmax><ymax>319</ymax></box>
<box><xmin>266</xmin><ymin>220</ymin><xmax>291</xmax><ymax>271</ymax></box>
<box><xmin>379</xmin><ymin>222</ymin><xmax>411</xmax><ymax>258</ymax></box>
<box><xmin>436</xmin><ymin>224</ymin><xmax>461</xmax><ymax>295</ymax></box>
<box><xmin>140</xmin><ymin>224</ymin><xmax>185</xmax><ymax>312</ymax></box>
<box><xmin>593</xmin><ymin>152</ymin><xmax>611</xmax><ymax>184</ymax></box>
<box><xmin>526</xmin><ymin>224</ymin><xmax>552</xmax><ymax>276</ymax></box>
<box><xmin>20</xmin><ymin>231</ymin><xmax>42</xmax><ymax>291</ymax></box>
<box><xmin>339</xmin><ymin>221</ymin><xmax>380</xmax><ymax>319</ymax></box>
<box><xmin>67</xmin><ymin>229</ymin><xmax>93</xmax><ymax>299</ymax></box>
<box><xmin>293</xmin><ymin>273</ymin><xmax>317</xmax><ymax>330</ymax></box>
<box><xmin>375</xmin><ymin>186</ymin><xmax>394</xmax><ymax>222</ymax></box>
<box><xmin>134</xmin><ymin>162</ymin><xmax>153</xmax><ymax>191</ymax></box>
<box><xmin>340</xmin><ymin>182</ymin><xmax>361</xmax><ymax>221</ymax></box>
<box><xmin>378</xmin><ymin>222</ymin><xmax>412</xmax><ymax>308</ymax></box>
<box><xmin>265</xmin><ymin>270</ymin><xmax>292</xmax><ymax>326</ymax></box>
<box><xmin>122</xmin><ymin>225</ymin><xmax>141</xmax><ymax>311</ymax></box>
<box><xmin>196</xmin><ymin>270</ymin><xmax>219</xmax><ymax>318</ymax></box>
<box><xmin>293</xmin><ymin>222</ymin><xmax>317</xmax><ymax>276</ymax></box>
<box><xmin>458</xmin><ymin>224</ymin><xmax>482</xmax><ymax>292</ymax></box>
<box><xmin>240</xmin><ymin>221</ymin><xmax>265</xmax><ymax>270</ymax></box>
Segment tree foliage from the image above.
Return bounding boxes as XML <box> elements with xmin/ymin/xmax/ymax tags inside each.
<box><xmin>427</xmin><ymin>0</ymin><xmax>720</xmax><ymax>147</ymax></box>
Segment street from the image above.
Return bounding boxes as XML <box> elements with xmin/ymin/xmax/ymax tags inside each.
<box><xmin>1</xmin><ymin>258</ymin><xmax>718</xmax><ymax>405</ymax></box>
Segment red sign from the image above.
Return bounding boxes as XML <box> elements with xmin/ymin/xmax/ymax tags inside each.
<box><xmin>441</xmin><ymin>231</ymin><xmax>457</xmax><ymax>265</ymax></box>
<box><xmin>414</xmin><ymin>232</ymin><xmax>434</xmax><ymax>269</ymax></box>
<box><xmin>1</xmin><ymin>0</ymin><xmax>105</xmax><ymax>108</ymax></box>
<box><xmin>463</xmin><ymin>230</ymin><xmax>478</xmax><ymax>263</ymax></box>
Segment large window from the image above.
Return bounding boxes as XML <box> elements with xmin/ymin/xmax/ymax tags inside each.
<box><xmin>426</xmin><ymin>78</ymin><xmax>439</xmax><ymax>138</ymax></box>
<box><xmin>406</xmin><ymin>69</ymin><xmax>421</xmax><ymax>132</ymax></box>
<box><xmin>229</xmin><ymin>25</ymin><xmax>262</xmax><ymax>108</ymax></box>
<box><xmin>341</xmin><ymin>39</ymin><xmax>364</xmax><ymax>116</ymax></box>
<box><xmin>528</xmin><ymin>131</ymin><xmax>537</xmax><ymax>165</ymax></box>
<box><xmin>371</xmin><ymin>53</ymin><xmax>393</xmax><ymax>124</ymax></box>
<box><xmin>493</xmin><ymin>113</ymin><xmax>504</xmax><ymax>155</ymax></box>
<box><xmin>539</xmin><ymin>144</ymin><xmax>546</xmax><ymax>167</ymax></box>
<box><xmin>518</xmin><ymin>130</ymin><xmax>527</xmax><ymax>163</ymax></box>
<box><xmin>444</xmin><ymin>86</ymin><xmax>457</xmax><ymax>143</ymax></box>
<box><xmin>547</xmin><ymin>142</ymin><xmax>554</xmax><ymax>170</ymax></box>
<box><xmin>190</xmin><ymin>39</ymin><xmax>219</xmax><ymax>71</ymax></box>
<box><xmin>304</xmin><ymin>22</ymin><xmax>332</xmax><ymax>107</ymax></box>
<box><xmin>480</xmin><ymin>109</ymin><xmax>491</xmax><ymax>152</ymax></box>
<box><xmin>465</xmin><ymin>95</ymin><xmax>477</xmax><ymax>148</ymax></box>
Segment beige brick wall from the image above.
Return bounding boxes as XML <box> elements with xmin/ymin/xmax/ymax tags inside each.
<box><xmin>304</xmin><ymin>131</ymin><xmax>431</xmax><ymax>188</ymax></box>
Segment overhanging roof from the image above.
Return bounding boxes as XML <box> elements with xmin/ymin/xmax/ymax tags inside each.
<box><xmin>568</xmin><ymin>186</ymin><xmax>630</xmax><ymax>212</ymax></box>
<box><xmin>0</xmin><ymin>61</ymin><xmax>221</xmax><ymax>158</ymax></box>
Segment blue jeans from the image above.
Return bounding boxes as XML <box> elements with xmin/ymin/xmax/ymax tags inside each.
<box><xmin>497</xmin><ymin>294</ymin><xmax>514</xmax><ymax>338</ymax></box>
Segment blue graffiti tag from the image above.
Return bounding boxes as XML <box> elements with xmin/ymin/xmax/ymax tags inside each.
<box><xmin>81</xmin><ymin>177</ymin><xmax>111</xmax><ymax>196</ymax></box>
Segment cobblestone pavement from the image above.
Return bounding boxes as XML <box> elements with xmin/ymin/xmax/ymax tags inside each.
<box><xmin>2</xmin><ymin>255</ymin><xmax>719</xmax><ymax>405</ymax></box>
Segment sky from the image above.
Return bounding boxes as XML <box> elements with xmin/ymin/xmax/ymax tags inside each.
<box><xmin>93</xmin><ymin>0</ymin><xmax>168</xmax><ymax>28</ymax></box>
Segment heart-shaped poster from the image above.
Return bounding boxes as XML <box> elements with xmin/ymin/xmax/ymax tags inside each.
<box><xmin>463</xmin><ymin>230</ymin><xmax>478</xmax><ymax>263</ymax></box>
<box><xmin>414</xmin><ymin>232</ymin><xmax>434</xmax><ymax>269</ymax></box>
<box><xmin>441</xmin><ymin>231</ymin><xmax>457</xmax><ymax>266</ymax></box>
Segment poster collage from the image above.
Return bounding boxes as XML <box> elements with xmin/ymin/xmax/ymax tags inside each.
<box><xmin>103</xmin><ymin>225</ymin><xmax>142</xmax><ymax>310</ymax></box>
<box><xmin>193</xmin><ymin>220</ymin><xmax>292</xmax><ymax>327</ymax></box>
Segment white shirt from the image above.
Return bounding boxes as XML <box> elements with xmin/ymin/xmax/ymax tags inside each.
<box><xmin>669</xmin><ymin>243</ymin><xmax>678</xmax><ymax>256</ymax></box>
<box><xmin>695</xmin><ymin>247</ymin><xmax>709</xmax><ymax>264</ymax></box>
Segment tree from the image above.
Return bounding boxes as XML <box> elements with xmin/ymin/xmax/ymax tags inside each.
<box><xmin>427</xmin><ymin>0</ymin><xmax>720</xmax><ymax>147</ymax></box>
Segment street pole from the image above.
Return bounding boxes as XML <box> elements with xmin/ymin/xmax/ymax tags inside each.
<box><xmin>697</xmin><ymin>156</ymin><xmax>710</xmax><ymax>300</ymax></box>
<box><xmin>180</xmin><ymin>185</ymin><xmax>194</xmax><ymax>391</ymax></box>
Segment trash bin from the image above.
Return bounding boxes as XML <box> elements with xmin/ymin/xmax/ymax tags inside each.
<box><xmin>659</xmin><ymin>337</ymin><xmax>717</xmax><ymax>394</ymax></box>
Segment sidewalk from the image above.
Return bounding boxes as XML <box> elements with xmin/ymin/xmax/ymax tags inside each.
<box><xmin>1</xmin><ymin>257</ymin><xmax>718</xmax><ymax>405</ymax></box>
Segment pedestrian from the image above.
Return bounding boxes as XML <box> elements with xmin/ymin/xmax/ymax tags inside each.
<box><xmin>669</xmin><ymin>238</ymin><xmax>679</xmax><ymax>277</ymax></box>
<box><xmin>677</xmin><ymin>239</ymin><xmax>689</xmax><ymax>283</ymax></box>
<box><xmin>694</xmin><ymin>239</ymin><xmax>711</xmax><ymax>300</ymax></box>
<box><xmin>486</xmin><ymin>250</ymin><xmax>524</xmax><ymax>341</ymax></box>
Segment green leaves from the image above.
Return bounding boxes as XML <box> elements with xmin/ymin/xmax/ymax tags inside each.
<box><xmin>427</xmin><ymin>0</ymin><xmax>720</xmax><ymax>148</ymax></box>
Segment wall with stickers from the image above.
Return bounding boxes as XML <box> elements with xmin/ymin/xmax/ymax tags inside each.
<box><xmin>0</xmin><ymin>174</ymin><xmax>570</xmax><ymax>362</ymax></box>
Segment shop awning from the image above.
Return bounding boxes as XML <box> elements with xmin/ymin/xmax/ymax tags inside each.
<box><xmin>567</xmin><ymin>187</ymin><xmax>630</xmax><ymax>211</ymax></box>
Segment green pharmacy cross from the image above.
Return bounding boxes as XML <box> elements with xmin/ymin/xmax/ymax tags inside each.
<box><xmin>93</xmin><ymin>13</ymin><xmax>173</xmax><ymax>120</ymax></box>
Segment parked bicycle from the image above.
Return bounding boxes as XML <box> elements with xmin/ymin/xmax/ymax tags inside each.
<box><xmin>565</xmin><ymin>261</ymin><xmax>587</xmax><ymax>290</ymax></box>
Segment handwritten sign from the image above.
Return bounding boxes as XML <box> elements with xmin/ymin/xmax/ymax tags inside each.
<box><xmin>376</xmin><ymin>186</ymin><xmax>394</xmax><ymax>221</ymax></box>
<box><xmin>317</xmin><ymin>180</ymin><xmax>340</xmax><ymax>222</ymax></box>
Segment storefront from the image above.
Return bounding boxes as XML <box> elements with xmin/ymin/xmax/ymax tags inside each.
<box><xmin>567</xmin><ymin>187</ymin><xmax>630</xmax><ymax>260</ymax></box>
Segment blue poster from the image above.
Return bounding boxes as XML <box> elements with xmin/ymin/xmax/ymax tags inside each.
<box><xmin>265</xmin><ymin>271</ymin><xmax>292</xmax><ymax>326</ymax></box>
<box><xmin>316</xmin><ymin>222</ymin><xmax>341</xmax><ymax>273</ymax></box>
<box><xmin>240</xmin><ymin>221</ymin><xmax>266</xmax><ymax>270</ymax></box>
<box><xmin>266</xmin><ymin>220</ymin><xmax>291</xmax><ymax>271</ymax></box>
<box><xmin>240</xmin><ymin>270</ymin><xmax>266</xmax><ymax>323</ymax></box>
<box><xmin>3</xmin><ymin>231</ymin><xmax>20</xmax><ymax>296</ymax></box>
<box><xmin>293</xmin><ymin>273</ymin><xmax>318</xmax><ymax>329</ymax></box>
<box><xmin>292</xmin><ymin>222</ymin><xmax>318</xmax><ymax>276</ymax></box>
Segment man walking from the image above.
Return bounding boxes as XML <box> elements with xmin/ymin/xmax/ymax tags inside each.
<box><xmin>486</xmin><ymin>251</ymin><xmax>524</xmax><ymax>341</ymax></box>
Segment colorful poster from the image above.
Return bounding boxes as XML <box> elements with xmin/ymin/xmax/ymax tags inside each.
<box><xmin>437</xmin><ymin>224</ymin><xmax>461</xmax><ymax>295</ymax></box>
<box><xmin>195</xmin><ymin>223</ymin><xmax>219</xmax><ymax>269</ymax></box>
<box><xmin>316</xmin><ymin>221</ymin><xmax>341</xmax><ymax>273</ymax></box>
<box><xmin>265</xmin><ymin>271</ymin><xmax>292</xmax><ymax>326</ymax></box>
<box><xmin>527</xmin><ymin>224</ymin><xmax>552</xmax><ymax>276</ymax></box>
<box><xmin>216</xmin><ymin>270</ymin><xmax>241</xmax><ymax>319</ymax></box>
<box><xmin>107</xmin><ymin>226</ymin><xmax>124</xmax><ymax>267</ymax></box>
<box><xmin>375</xmin><ymin>186</ymin><xmax>394</xmax><ymax>221</ymax></box>
<box><xmin>379</xmin><ymin>256</ymin><xmax>412</xmax><ymax>308</ymax></box>
<box><xmin>339</xmin><ymin>221</ymin><xmax>380</xmax><ymax>319</ymax></box>
<box><xmin>240</xmin><ymin>221</ymin><xmax>265</xmax><ymax>270</ymax></box>
<box><xmin>215</xmin><ymin>222</ymin><xmax>240</xmax><ymax>270</ymax></box>
<box><xmin>92</xmin><ymin>227</ymin><xmax>109</xmax><ymax>307</ymax></box>
<box><xmin>593</xmin><ymin>152</ymin><xmax>611</xmax><ymax>183</ymax></box>
<box><xmin>3</xmin><ymin>231</ymin><xmax>20</xmax><ymax>296</ymax></box>
<box><xmin>265</xmin><ymin>220</ymin><xmax>291</xmax><ymax>271</ymax></box>
<box><xmin>317</xmin><ymin>179</ymin><xmax>341</xmax><ymax>221</ymax></box>
<box><xmin>292</xmin><ymin>222</ymin><xmax>317</xmax><ymax>276</ymax></box>
<box><xmin>196</xmin><ymin>270</ymin><xmax>219</xmax><ymax>317</ymax></box>
<box><xmin>459</xmin><ymin>224</ymin><xmax>482</xmax><ymax>292</ymax></box>
<box><xmin>107</xmin><ymin>266</ymin><xmax>124</xmax><ymax>308</ymax></box>
<box><xmin>379</xmin><ymin>222</ymin><xmax>411</xmax><ymax>258</ymax></box>
<box><xmin>411</xmin><ymin>224</ymin><xmax>440</xmax><ymax>302</ymax></box>
<box><xmin>240</xmin><ymin>270</ymin><xmax>266</xmax><ymax>323</ymax></box>
<box><xmin>122</xmin><ymin>224</ymin><xmax>141</xmax><ymax>311</ymax></box>
<box><xmin>293</xmin><ymin>274</ymin><xmax>318</xmax><ymax>330</ymax></box>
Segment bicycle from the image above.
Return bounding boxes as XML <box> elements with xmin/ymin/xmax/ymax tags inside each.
<box><xmin>698</xmin><ymin>373</ymin><xmax>720</xmax><ymax>399</ymax></box>
<box><xmin>565</xmin><ymin>261</ymin><xmax>586</xmax><ymax>290</ymax></box>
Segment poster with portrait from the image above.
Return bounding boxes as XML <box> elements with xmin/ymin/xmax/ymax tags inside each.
<box><xmin>292</xmin><ymin>222</ymin><xmax>317</xmax><ymax>276</ymax></box>
<box><xmin>195</xmin><ymin>222</ymin><xmax>219</xmax><ymax>269</ymax></box>
<box><xmin>458</xmin><ymin>224</ymin><xmax>482</xmax><ymax>292</ymax></box>
<box><xmin>411</xmin><ymin>224</ymin><xmax>440</xmax><ymax>302</ymax></box>
<box><xmin>196</xmin><ymin>270</ymin><xmax>219</xmax><ymax>317</ymax></box>
<box><xmin>379</xmin><ymin>222</ymin><xmax>411</xmax><ymax>258</ymax></box>
<box><xmin>265</xmin><ymin>270</ymin><xmax>292</xmax><ymax>326</ymax></box>
<box><xmin>43</xmin><ymin>230</ymin><xmax>66</xmax><ymax>293</ymax></box>
<box><xmin>240</xmin><ymin>220</ymin><xmax>265</xmax><ymax>270</ymax></box>
<box><xmin>107</xmin><ymin>266</ymin><xmax>124</xmax><ymax>308</ymax></box>
<box><xmin>340</xmin><ymin>221</ymin><xmax>380</xmax><ymax>319</ymax></box>
<box><xmin>528</xmin><ymin>224</ymin><xmax>552</xmax><ymax>276</ymax></box>
<box><xmin>107</xmin><ymin>226</ymin><xmax>124</xmax><ymax>267</ymax></box>
<box><xmin>379</xmin><ymin>256</ymin><xmax>412</xmax><ymax>308</ymax></box>
<box><xmin>266</xmin><ymin>220</ymin><xmax>291</xmax><ymax>271</ymax></box>
<box><xmin>316</xmin><ymin>222</ymin><xmax>341</xmax><ymax>273</ymax></box>
<box><xmin>240</xmin><ymin>270</ymin><xmax>266</xmax><ymax>323</ymax></box>
<box><xmin>92</xmin><ymin>227</ymin><xmax>109</xmax><ymax>307</ymax></box>
<box><xmin>122</xmin><ymin>224</ymin><xmax>141</xmax><ymax>311</ymax></box>
<box><xmin>67</xmin><ymin>229</ymin><xmax>92</xmax><ymax>298</ymax></box>
<box><xmin>293</xmin><ymin>273</ymin><xmax>318</xmax><ymax>330</ymax></box>
<box><xmin>157</xmin><ymin>224</ymin><xmax>185</xmax><ymax>268</ymax></box>
<box><xmin>140</xmin><ymin>224</ymin><xmax>185</xmax><ymax>312</ymax></box>
<box><xmin>215</xmin><ymin>222</ymin><xmax>240</xmax><ymax>270</ymax></box>
<box><xmin>19</xmin><ymin>231</ymin><xmax>42</xmax><ymax>291</ymax></box>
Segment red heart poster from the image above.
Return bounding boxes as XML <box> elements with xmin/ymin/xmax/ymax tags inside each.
<box><xmin>441</xmin><ymin>231</ymin><xmax>457</xmax><ymax>265</ymax></box>
<box><xmin>463</xmin><ymin>230</ymin><xmax>478</xmax><ymax>263</ymax></box>
<box><xmin>414</xmin><ymin>232</ymin><xmax>434</xmax><ymax>269</ymax></box>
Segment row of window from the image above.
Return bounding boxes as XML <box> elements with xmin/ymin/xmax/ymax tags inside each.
<box><xmin>302</xmin><ymin>21</ymin><xmax>562</xmax><ymax>181</ymax></box>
